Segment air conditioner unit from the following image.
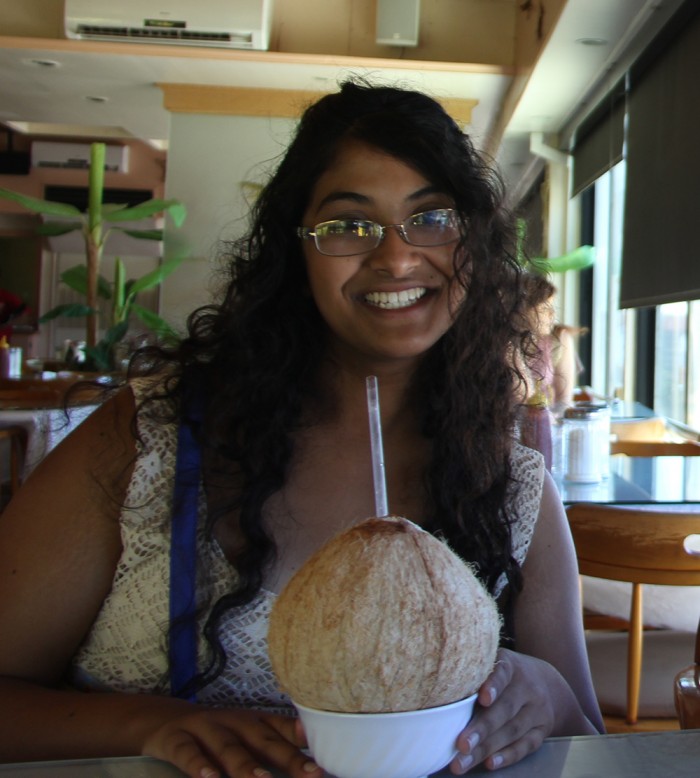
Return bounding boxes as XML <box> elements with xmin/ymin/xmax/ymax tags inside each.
<box><xmin>64</xmin><ymin>0</ymin><xmax>273</xmax><ymax>51</ymax></box>
<box><xmin>31</xmin><ymin>142</ymin><xmax>130</xmax><ymax>174</ymax></box>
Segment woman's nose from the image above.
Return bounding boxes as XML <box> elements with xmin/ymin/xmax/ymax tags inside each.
<box><xmin>366</xmin><ymin>225</ymin><xmax>420</xmax><ymax>276</ymax></box>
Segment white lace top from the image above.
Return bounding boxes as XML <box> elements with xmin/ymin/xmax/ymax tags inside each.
<box><xmin>70</xmin><ymin>379</ymin><xmax>545</xmax><ymax>712</ymax></box>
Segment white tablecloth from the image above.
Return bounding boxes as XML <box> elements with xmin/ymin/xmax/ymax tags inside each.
<box><xmin>0</xmin><ymin>404</ymin><xmax>99</xmax><ymax>480</ymax></box>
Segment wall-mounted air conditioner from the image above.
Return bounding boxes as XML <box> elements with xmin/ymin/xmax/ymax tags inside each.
<box><xmin>31</xmin><ymin>142</ymin><xmax>130</xmax><ymax>174</ymax></box>
<box><xmin>65</xmin><ymin>0</ymin><xmax>273</xmax><ymax>51</ymax></box>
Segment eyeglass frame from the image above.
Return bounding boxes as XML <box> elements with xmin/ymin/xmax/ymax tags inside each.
<box><xmin>296</xmin><ymin>207</ymin><xmax>463</xmax><ymax>257</ymax></box>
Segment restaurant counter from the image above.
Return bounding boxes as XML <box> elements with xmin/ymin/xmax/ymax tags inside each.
<box><xmin>1</xmin><ymin>730</ymin><xmax>699</xmax><ymax>777</ymax></box>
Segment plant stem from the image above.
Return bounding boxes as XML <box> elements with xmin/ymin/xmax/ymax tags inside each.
<box><xmin>85</xmin><ymin>143</ymin><xmax>106</xmax><ymax>349</ymax></box>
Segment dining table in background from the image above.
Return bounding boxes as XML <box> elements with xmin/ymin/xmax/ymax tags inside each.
<box><xmin>555</xmin><ymin>456</ymin><xmax>700</xmax><ymax>506</ymax></box>
<box><xmin>0</xmin><ymin>372</ymin><xmax>114</xmax><ymax>480</ymax></box>
<box><xmin>0</xmin><ymin>730</ymin><xmax>699</xmax><ymax>777</ymax></box>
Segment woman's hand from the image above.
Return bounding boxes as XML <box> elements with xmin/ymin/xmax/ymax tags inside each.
<box><xmin>143</xmin><ymin>708</ymin><xmax>321</xmax><ymax>778</ymax></box>
<box><xmin>449</xmin><ymin>648</ymin><xmax>576</xmax><ymax>773</ymax></box>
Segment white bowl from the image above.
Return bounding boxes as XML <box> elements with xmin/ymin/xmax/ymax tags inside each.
<box><xmin>294</xmin><ymin>694</ymin><xmax>477</xmax><ymax>778</ymax></box>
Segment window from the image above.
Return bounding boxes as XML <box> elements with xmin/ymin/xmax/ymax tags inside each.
<box><xmin>654</xmin><ymin>302</ymin><xmax>688</xmax><ymax>421</ymax></box>
<box><xmin>586</xmin><ymin>162</ymin><xmax>629</xmax><ymax>400</ymax></box>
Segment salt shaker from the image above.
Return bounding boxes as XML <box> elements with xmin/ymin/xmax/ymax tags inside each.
<box><xmin>562</xmin><ymin>404</ymin><xmax>602</xmax><ymax>483</ymax></box>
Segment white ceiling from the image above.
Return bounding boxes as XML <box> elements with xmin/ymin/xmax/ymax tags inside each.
<box><xmin>0</xmin><ymin>0</ymin><xmax>686</xmax><ymax>192</ymax></box>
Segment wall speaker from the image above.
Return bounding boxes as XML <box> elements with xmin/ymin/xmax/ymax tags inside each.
<box><xmin>376</xmin><ymin>0</ymin><xmax>420</xmax><ymax>47</ymax></box>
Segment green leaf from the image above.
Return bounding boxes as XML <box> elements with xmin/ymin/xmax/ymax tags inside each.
<box><xmin>101</xmin><ymin>320</ymin><xmax>129</xmax><ymax>347</ymax></box>
<box><xmin>131</xmin><ymin>303</ymin><xmax>180</xmax><ymax>342</ymax></box>
<box><xmin>534</xmin><ymin>246</ymin><xmax>596</xmax><ymax>274</ymax></box>
<box><xmin>118</xmin><ymin>228</ymin><xmax>164</xmax><ymax>241</ymax></box>
<box><xmin>60</xmin><ymin>265</ymin><xmax>112</xmax><ymax>299</ymax></box>
<box><xmin>0</xmin><ymin>187</ymin><xmax>82</xmax><ymax>217</ymax></box>
<box><xmin>103</xmin><ymin>199</ymin><xmax>187</xmax><ymax>227</ymax></box>
<box><xmin>36</xmin><ymin>220</ymin><xmax>84</xmax><ymax>236</ymax></box>
<box><xmin>84</xmin><ymin>341</ymin><xmax>115</xmax><ymax>373</ymax></box>
<box><xmin>101</xmin><ymin>203</ymin><xmax>130</xmax><ymax>214</ymax></box>
<box><xmin>128</xmin><ymin>255</ymin><xmax>185</xmax><ymax>297</ymax></box>
<box><xmin>38</xmin><ymin>303</ymin><xmax>96</xmax><ymax>322</ymax></box>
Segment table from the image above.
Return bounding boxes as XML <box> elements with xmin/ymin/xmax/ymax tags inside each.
<box><xmin>1</xmin><ymin>730</ymin><xmax>699</xmax><ymax>777</ymax></box>
<box><xmin>555</xmin><ymin>457</ymin><xmax>700</xmax><ymax>505</ymax></box>
<box><xmin>610</xmin><ymin>400</ymin><xmax>660</xmax><ymax>421</ymax></box>
<box><xmin>0</xmin><ymin>403</ymin><xmax>99</xmax><ymax>478</ymax></box>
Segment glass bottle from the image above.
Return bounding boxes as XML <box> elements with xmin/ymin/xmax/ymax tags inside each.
<box><xmin>518</xmin><ymin>384</ymin><xmax>554</xmax><ymax>471</ymax></box>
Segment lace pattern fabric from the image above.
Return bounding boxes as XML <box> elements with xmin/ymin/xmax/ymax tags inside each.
<box><xmin>70</xmin><ymin>378</ymin><xmax>291</xmax><ymax>712</ymax></box>
<box><xmin>70</xmin><ymin>379</ymin><xmax>543</xmax><ymax>710</ymax></box>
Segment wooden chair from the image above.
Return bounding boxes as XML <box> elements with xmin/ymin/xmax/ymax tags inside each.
<box><xmin>610</xmin><ymin>440</ymin><xmax>700</xmax><ymax>457</ymax></box>
<box><xmin>674</xmin><ymin>617</ymin><xmax>700</xmax><ymax>728</ymax></box>
<box><xmin>610</xmin><ymin>416</ymin><xmax>668</xmax><ymax>443</ymax></box>
<box><xmin>567</xmin><ymin>504</ymin><xmax>700</xmax><ymax>731</ymax></box>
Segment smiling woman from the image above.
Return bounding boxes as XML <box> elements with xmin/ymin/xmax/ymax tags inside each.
<box><xmin>0</xmin><ymin>80</ymin><xmax>603</xmax><ymax>778</ymax></box>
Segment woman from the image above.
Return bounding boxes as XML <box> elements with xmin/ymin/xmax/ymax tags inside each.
<box><xmin>0</xmin><ymin>81</ymin><xmax>603</xmax><ymax>777</ymax></box>
<box><xmin>524</xmin><ymin>275</ymin><xmax>587</xmax><ymax>415</ymax></box>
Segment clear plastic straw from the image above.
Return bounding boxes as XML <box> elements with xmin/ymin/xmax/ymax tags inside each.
<box><xmin>366</xmin><ymin>375</ymin><xmax>389</xmax><ymax>517</ymax></box>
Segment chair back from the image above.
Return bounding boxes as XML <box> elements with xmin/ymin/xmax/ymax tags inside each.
<box><xmin>567</xmin><ymin>503</ymin><xmax>700</xmax><ymax>725</ymax></box>
<box><xmin>610</xmin><ymin>440</ymin><xmax>700</xmax><ymax>457</ymax></box>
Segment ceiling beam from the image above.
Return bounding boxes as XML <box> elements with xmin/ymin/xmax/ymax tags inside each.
<box><xmin>158</xmin><ymin>83</ymin><xmax>477</xmax><ymax>124</ymax></box>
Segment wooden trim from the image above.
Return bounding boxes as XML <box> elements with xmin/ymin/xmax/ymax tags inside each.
<box><xmin>158</xmin><ymin>84</ymin><xmax>326</xmax><ymax>119</ymax></box>
<box><xmin>158</xmin><ymin>83</ymin><xmax>477</xmax><ymax>123</ymax></box>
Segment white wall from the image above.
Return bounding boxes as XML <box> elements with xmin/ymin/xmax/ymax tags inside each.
<box><xmin>161</xmin><ymin>113</ymin><xmax>297</xmax><ymax>331</ymax></box>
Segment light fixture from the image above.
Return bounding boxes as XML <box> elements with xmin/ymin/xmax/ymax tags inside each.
<box><xmin>21</xmin><ymin>57</ymin><xmax>62</xmax><ymax>68</ymax></box>
<box><xmin>576</xmin><ymin>37</ymin><xmax>608</xmax><ymax>47</ymax></box>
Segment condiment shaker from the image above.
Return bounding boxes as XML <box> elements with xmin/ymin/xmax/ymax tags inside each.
<box><xmin>562</xmin><ymin>404</ymin><xmax>604</xmax><ymax>482</ymax></box>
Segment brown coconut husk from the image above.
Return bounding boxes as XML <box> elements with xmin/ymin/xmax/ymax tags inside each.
<box><xmin>267</xmin><ymin>516</ymin><xmax>501</xmax><ymax>713</ymax></box>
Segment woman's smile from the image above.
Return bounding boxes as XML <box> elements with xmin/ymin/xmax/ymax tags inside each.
<box><xmin>363</xmin><ymin>287</ymin><xmax>428</xmax><ymax>310</ymax></box>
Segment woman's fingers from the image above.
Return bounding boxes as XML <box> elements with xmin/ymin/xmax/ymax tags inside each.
<box><xmin>143</xmin><ymin>710</ymin><xmax>320</xmax><ymax>778</ymax></box>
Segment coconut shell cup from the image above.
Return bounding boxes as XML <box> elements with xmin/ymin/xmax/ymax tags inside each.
<box><xmin>268</xmin><ymin>516</ymin><xmax>501</xmax><ymax>712</ymax></box>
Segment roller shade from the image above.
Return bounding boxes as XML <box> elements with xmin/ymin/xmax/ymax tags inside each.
<box><xmin>571</xmin><ymin>80</ymin><xmax>625</xmax><ymax>198</ymax></box>
<box><xmin>620</xmin><ymin>4</ymin><xmax>700</xmax><ymax>308</ymax></box>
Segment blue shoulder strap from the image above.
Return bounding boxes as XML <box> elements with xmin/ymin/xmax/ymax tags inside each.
<box><xmin>169</xmin><ymin>417</ymin><xmax>201</xmax><ymax>701</ymax></box>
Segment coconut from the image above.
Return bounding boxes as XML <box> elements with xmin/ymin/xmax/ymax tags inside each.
<box><xmin>267</xmin><ymin>516</ymin><xmax>501</xmax><ymax>713</ymax></box>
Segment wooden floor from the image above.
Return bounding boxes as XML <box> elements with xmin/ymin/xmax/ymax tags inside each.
<box><xmin>603</xmin><ymin>715</ymin><xmax>680</xmax><ymax>734</ymax></box>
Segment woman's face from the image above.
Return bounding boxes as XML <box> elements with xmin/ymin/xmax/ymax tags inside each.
<box><xmin>300</xmin><ymin>141</ymin><xmax>464</xmax><ymax>370</ymax></box>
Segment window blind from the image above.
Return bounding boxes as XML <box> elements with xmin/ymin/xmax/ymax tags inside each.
<box><xmin>571</xmin><ymin>80</ymin><xmax>625</xmax><ymax>198</ymax></box>
<box><xmin>620</xmin><ymin>4</ymin><xmax>700</xmax><ymax>308</ymax></box>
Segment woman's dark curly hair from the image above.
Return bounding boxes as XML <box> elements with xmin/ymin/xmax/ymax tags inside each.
<box><xmin>134</xmin><ymin>79</ymin><xmax>537</xmax><ymax>693</ymax></box>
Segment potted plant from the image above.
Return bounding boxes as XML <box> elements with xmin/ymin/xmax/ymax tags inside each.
<box><xmin>0</xmin><ymin>142</ymin><xmax>187</xmax><ymax>371</ymax></box>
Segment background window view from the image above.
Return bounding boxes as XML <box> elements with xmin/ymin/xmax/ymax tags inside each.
<box><xmin>586</xmin><ymin>164</ymin><xmax>700</xmax><ymax>430</ymax></box>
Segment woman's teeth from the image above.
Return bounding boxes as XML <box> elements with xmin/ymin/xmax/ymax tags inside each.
<box><xmin>364</xmin><ymin>288</ymin><xmax>427</xmax><ymax>310</ymax></box>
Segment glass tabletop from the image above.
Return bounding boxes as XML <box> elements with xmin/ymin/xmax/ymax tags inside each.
<box><xmin>1</xmin><ymin>731</ymin><xmax>699</xmax><ymax>778</ymax></box>
<box><xmin>556</xmin><ymin>456</ymin><xmax>700</xmax><ymax>505</ymax></box>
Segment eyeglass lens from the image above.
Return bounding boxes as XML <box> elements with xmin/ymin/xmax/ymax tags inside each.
<box><xmin>309</xmin><ymin>209</ymin><xmax>459</xmax><ymax>256</ymax></box>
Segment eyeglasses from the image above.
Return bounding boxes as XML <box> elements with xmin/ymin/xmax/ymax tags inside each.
<box><xmin>297</xmin><ymin>208</ymin><xmax>461</xmax><ymax>257</ymax></box>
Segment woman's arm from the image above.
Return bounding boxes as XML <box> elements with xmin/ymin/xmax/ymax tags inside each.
<box><xmin>0</xmin><ymin>388</ymin><xmax>320</xmax><ymax>778</ymax></box>
<box><xmin>551</xmin><ymin>328</ymin><xmax>578</xmax><ymax>410</ymax></box>
<box><xmin>451</xmin><ymin>472</ymin><xmax>604</xmax><ymax>773</ymax></box>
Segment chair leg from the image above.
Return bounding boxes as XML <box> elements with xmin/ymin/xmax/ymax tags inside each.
<box><xmin>627</xmin><ymin>583</ymin><xmax>643</xmax><ymax>724</ymax></box>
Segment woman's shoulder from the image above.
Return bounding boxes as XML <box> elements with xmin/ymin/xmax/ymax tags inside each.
<box><xmin>510</xmin><ymin>440</ymin><xmax>546</xmax><ymax>491</ymax></box>
<box><xmin>503</xmin><ymin>442</ymin><xmax>546</xmax><ymax>576</ymax></box>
